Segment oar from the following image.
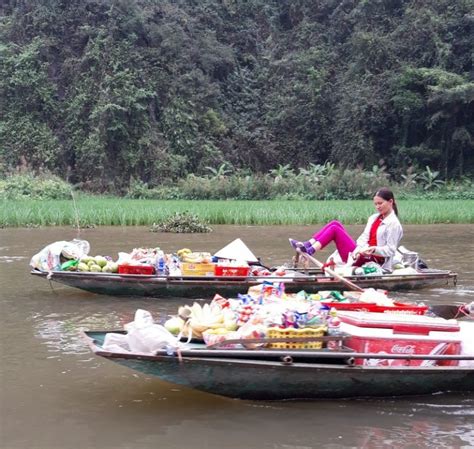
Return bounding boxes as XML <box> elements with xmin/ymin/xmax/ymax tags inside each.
<box><xmin>297</xmin><ymin>249</ymin><xmax>364</xmax><ymax>293</ymax></box>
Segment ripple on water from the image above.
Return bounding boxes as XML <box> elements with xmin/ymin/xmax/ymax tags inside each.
<box><xmin>0</xmin><ymin>255</ymin><xmax>27</xmax><ymax>263</ymax></box>
<box><xmin>33</xmin><ymin>311</ymin><xmax>123</xmax><ymax>355</ymax></box>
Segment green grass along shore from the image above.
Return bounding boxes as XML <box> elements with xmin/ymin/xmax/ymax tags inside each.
<box><xmin>1</xmin><ymin>199</ymin><xmax>473</xmax><ymax>228</ymax></box>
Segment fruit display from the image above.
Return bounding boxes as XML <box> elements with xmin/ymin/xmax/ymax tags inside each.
<box><xmin>164</xmin><ymin>302</ymin><xmax>237</xmax><ymax>339</ymax></box>
<box><xmin>160</xmin><ymin>285</ymin><xmax>408</xmax><ymax>351</ymax></box>
<box><xmin>44</xmin><ymin>240</ymin><xmax>291</xmax><ymax>278</ymax></box>
<box><xmin>77</xmin><ymin>256</ymin><xmax>119</xmax><ymax>273</ymax></box>
<box><xmin>33</xmin><ymin>238</ymin><xmax>291</xmax><ymax>278</ymax></box>
<box><xmin>162</xmin><ymin>285</ymin><xmax>340</xmax><ymax>349</ymax></box>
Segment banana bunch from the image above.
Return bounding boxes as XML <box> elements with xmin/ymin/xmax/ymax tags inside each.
<box><xmin>176</xmin><ymin>248</ymin><xmax>192</xmax><ymax>258</ymax></box>
<box><xmin>179</xmin><ymin>250</ymin><xmax>213</xmax><ymax>263</ymax></box>
<box><xmin>179</xmin><ymin>302</ymin><xmax>225</xmax><ymax>339</ymax></box>
<box><xmin>181</xmin><ymin>253</ymin><xmax>203</xmax><ymax>263</ymax></box>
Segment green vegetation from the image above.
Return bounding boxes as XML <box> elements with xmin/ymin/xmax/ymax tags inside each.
<box><xmin>2</xmin><ymin>168</ymin><xmax>473</xmax><ymax>202</ymax></box>
<box><xmin>1</xmin><ymin>198</ymin><xmax>473</xmax><ymax>228</ymax></box>
<box><xmin>1</xmin><ymin>1</ymin><xmax>473</xmax><ymax>192</ymax></box>
<box><xmin>0</xmin><ymin>173</ymin><xmax>73</xmax><ymax>199</ymax></box>
<box><xmin>150</xmin><ymin>211</ymin><xmax>212</xmax><ymax>233</ymax></box>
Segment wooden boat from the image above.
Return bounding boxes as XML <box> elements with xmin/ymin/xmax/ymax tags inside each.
<box><xmin>83</xmin><ymin>330</ymin><xmax>474</xmax><ymax>400</ymax></box>
<box><xmin>31</xmin><ymin>268</ymin><xmax>457</xmax><ymax>298</ymax></box>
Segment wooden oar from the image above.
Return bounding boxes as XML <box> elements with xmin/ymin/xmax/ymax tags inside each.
<box><xmin>297</xmin><ymin>249</ymin><xmax>365</xmax><ymax>292</ymax></box>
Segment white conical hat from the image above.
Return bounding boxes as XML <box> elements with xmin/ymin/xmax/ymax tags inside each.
<box><xmin>213</xmin><ymin>238</ymin><xmax>258</xmax><ymax>262</ymax></box>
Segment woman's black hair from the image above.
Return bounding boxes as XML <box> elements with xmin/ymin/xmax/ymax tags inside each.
<box><xmin>375</xmin><ymin>187</ymin><xmax>398</xmax><ymax>216</ymax></box>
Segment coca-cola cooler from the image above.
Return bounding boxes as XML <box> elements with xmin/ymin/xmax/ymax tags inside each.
<box><xmin>338</xmin><ymin>311</ymin><xmax>461</xmax><ymax>367</ymax></box>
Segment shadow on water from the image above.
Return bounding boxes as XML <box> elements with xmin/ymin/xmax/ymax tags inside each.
<box><xmin>1</xmin><ymin>224</ymin><xmax>473</xmax><ymax>449</ymax></box>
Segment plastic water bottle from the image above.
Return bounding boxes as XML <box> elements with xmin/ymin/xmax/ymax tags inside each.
<box><xmin>168</xmin><ymin>255</ymin><xmax>181</xmax><ymax>276</ymax></box>
<box><xmin>156</xmin><ymin>255</ymin><xmax>165</xmax><ymax>275</ymax></box>
<box><xmin>327</xmin><ymin>308</ymin><xmax>342</xmax><ymax>350</ymax></box>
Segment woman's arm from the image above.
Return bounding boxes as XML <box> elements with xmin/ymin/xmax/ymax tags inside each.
<box><xmin>373</xmin><ymin>220</ymin><xmax>403</xmax><ymax>258</ymax></box>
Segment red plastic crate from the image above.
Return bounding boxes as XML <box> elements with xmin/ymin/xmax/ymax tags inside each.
<box><xmin>321</xmin><ymin>301</ymin><xmax>428</xmax><ymax>315</ymax></box>
<box><xmin>118</xmin><ymin>264</ymin><xmax>155</xmax><ymax>275</ymax></box>
<box><xmin>214</xmin><ymin>266</ymin><xmax>250</xmax><ymax>277</ymax></box>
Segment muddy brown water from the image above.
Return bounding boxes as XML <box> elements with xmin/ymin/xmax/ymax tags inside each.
<box><xmin>1</xmin><ymin>224</ymin><xmax>474</xmax><ymax>449</ymax></box>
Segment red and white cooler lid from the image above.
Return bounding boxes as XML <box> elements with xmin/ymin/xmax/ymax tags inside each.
<box><xmin>337</xmin><ymin>311</ymin><xmax>460</xmax><ymax>335</ymax></box>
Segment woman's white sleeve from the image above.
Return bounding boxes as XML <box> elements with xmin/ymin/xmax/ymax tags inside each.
<box><xmin>375</xmin><ymin>223</ymin><xmax>403</xmax><ymax>258</ymax></box>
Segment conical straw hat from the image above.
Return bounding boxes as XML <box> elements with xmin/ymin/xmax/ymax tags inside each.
<box><xmin>213</xmin><ymin>238</ymin><xmax>258</xmax><ymax>262</ymax></box>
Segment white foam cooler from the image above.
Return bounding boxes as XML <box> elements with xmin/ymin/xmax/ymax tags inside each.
<box><xmin>337</xmin><ymin>311</ymin><xmax>461</xmax><ymax>367</ymax></box>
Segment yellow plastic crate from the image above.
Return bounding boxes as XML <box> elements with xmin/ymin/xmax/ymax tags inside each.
<box><xmin>181</xmin><ymin>262</ymin><xmax>216</xmax><ymax>276</ymax></box>
<box><xmin>266</xmin><ymin>326</ymin><xmax>327</xmax><ymax>349</ymax></box>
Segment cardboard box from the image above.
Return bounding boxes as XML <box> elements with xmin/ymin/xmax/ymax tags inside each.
<box><xmin>181</xmin><ymin>262</ymin><xmax>216</xmax><ymax>276</ymax></box>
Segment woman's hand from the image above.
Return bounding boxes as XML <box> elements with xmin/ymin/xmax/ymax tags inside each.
<box><xmin>361</xmin><ymin>246</ymin><xmax>377</xmax><ymax>256</ymax></box>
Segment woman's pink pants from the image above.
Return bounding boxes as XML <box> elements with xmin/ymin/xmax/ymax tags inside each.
<box><xmin>312</xmin><ymin>220</ymin><xmax>357</xmax><ymax>262</ymax></box>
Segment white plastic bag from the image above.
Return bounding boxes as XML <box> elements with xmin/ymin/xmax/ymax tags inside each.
<box><xmin>102</xmin><ymin>333</ymin><xmax>131</xmax><ymax>353</ymax></box>
<box><xmin>30</xmin><ymin>241</ymin><xmax>69</xmax><ymax>271</ymax></box>
<box><xmin>30</xmin><ymin>239</ymin><xmax>90</xmax><ymax>272</ymax></box>
<box><xmin>129</xmin><ymin>324</ymin><xmax>180</xmax><ymax>354</ymax></box>
<box><xmin>124</xmin><ymin>309</ymin><xmax>181</xmax><ymax>354</ymax></box>
<box><xmin>124</xmin><ymin>309</ymin><xmax>155</xmax><ymax>331</ymax></box>
<box><xmin>359</xmin><ymin>288</ymin><xmax>394</xmax><ymax>306</ymax></box>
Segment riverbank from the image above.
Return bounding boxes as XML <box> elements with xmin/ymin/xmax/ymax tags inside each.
<box><xmin>1</xmin><ymin>198</ymin><xmax>473</xmax><ymax>227</ymax></box>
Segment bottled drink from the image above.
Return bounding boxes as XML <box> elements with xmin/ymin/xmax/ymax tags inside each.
<box><xmin>156</xmin><ymin>254</ymin><xmax>167</xmax><ymax>275</ymax></box>
<box><xmin>329</xmin><ymin>291</ymin><xmax>345</xmax><ymax>302</ymax></box>
<box><xmin>327</xmin><ymin>308</ymin><xmax>342</xmax><ymax>350</ymax></box>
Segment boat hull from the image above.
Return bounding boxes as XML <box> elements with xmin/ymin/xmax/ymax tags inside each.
<box><xmin>113</xmin><ymin>357</ymin><xmax>473</xmax><ymax>400</ymax></box>
<box><xmin>31</xmin><ymin>269</ymin><xmax>457</xmax><ymax>298</ymax></box>
<box><xmin>85</xmin><ymin>332</ymin><xmax>473</xmax><ymax>400</ymax></box>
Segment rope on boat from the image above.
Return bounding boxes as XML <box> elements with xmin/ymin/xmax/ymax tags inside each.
<box><xmin>46</xmin><ymin>271</ymin><xmax>60</xmax><ymax>296</ymax></box>
<box><xmin>454</xmin><ymin>303</ymin><xmax>474</xmax><ymax>320</ymax></box>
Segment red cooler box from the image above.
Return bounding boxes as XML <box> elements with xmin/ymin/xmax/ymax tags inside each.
<box><xmin>338</xmin><ymin>311</ymin><xmax>461</xmax><ymax>367</ymax></box>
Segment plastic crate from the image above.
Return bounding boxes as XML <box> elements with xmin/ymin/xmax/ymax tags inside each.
<box><xmin>118</xmin><ymin>264</ymin><xmax>155</xmax><ymax>275</ymax></box>
<box><xmin>214</xmin><ymin>266</ymin><xmax>251</xmax><ymax>277</ymax></box>
<box><xmin>321</xmin><ymin>301</ymin><xmax>428</xmax><ymax>315</ymax></box>
<box><xmin>181</xmin><ymin>262</ymin><xmax>216</xmax><ymax>276</ymax></box>
<box><xmin>265</xmin><ymin>326</ymin><xmax>327</xmax><ymax>349</ymax></box>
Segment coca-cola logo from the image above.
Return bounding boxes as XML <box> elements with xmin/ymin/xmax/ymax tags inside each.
<box><xmin>391</xmin><ymin>344</ymin><xmax>416</xmax><ymax>354</ymax></box>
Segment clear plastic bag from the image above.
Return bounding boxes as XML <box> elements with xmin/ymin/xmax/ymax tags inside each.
<box><xmin>61</xmin><ymin>239</ymin><xmax>90</xmax><ymax>259</ymax></box>
<box><xmin>397</xmin><ymin>245</ymin><xmax>423</xmax><ymax>268</ymax></box>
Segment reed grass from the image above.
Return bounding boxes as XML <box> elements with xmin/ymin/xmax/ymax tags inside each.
<box><xmin>1</xmin><ymin>198</ymin><xmax>473</xmax><ymax>227</ymax></box>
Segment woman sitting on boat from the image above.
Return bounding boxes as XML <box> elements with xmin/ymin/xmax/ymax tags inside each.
<box><xmin>289</xmin><ymin>187</ymin><xmax>403</xmax><ymax>272</ymax></box>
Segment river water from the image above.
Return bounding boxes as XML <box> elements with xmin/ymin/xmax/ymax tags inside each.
<box><xmin>1</xmin><ymin>224</ymin><xmax>474</xmax><ymax>449</ymax></box>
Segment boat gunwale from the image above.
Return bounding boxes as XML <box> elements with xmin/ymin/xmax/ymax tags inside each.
<box><xmin>81</xmin><ymin>330</ymin><xmax>474</xmax><ymax>371</ymax></box>
<box><xmin>31</xmin><ymin>268</ymin><xmax>458</xmax><ymax>284</ymax></box>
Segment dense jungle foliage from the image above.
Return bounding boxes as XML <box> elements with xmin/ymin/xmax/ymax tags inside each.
<box><xmin>1</xmin><ymin>0</ymin><xmax>473</xmax><ymax>194</ymax></box>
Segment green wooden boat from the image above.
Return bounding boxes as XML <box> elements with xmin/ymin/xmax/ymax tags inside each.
<box><xmin>83</xmin><ymin>330</ymin><xmax>474</xmax><ymax>400</ymax></box>
<box><xmin>31</xmin><ymin>268</ymin><xmax>457</xmax><ymax>298</ymax></box>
